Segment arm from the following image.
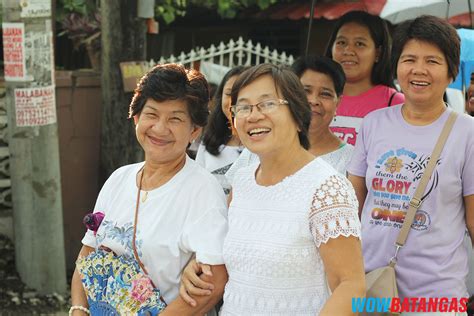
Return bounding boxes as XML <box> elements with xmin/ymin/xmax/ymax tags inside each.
<box><xmin>70</xmin><ymin>245</ymin><xmax>95</xmax><ymax>316</ymax></box>
<box><xmin>180</xmin><ymin>259</ymin><xmax>216</xmax><ymax>306</ymax></box>
<box><xmin>227</xmin><ymin>190</ymin><xmax>233</xmax><ymax>207</ymax></box>
<box><xmin>465</xmin><ymin>195</ymin><xmax>474</xmax><ymax>246</ymax></box>
<box><xmin>178</xmin><ymin>189</ymin><xmax>232</xmax><ymax>306</ymax></box>
<box><xmin>161</xmin><ymin>264</ymin><xmax>228</xmax><ymax>316</ymax></box>
<box><xmin>319</xmin><ymin>236</ymin><xmax>366</xmax><ymax>316</ymax></box>
<box><xmin>348</xmin><ymin>173</ymin><xmax>367</xmax><ymax>218</ymax></box>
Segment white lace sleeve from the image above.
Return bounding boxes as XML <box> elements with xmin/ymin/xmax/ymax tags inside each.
<box><xmin>309</xmin><ymin>175</ymin><xmax>361</xmax><ymax>247</ymax></box>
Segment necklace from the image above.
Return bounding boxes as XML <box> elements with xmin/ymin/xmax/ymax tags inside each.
<box><xmin>140</xmin><ymin>168</ymin><xmax>149</xmax><ymax>203</ymax></box>
<box><xmin>141</xmin><ymin>190</ymin><xmax>149</xmax><ymax>203</ymax></box>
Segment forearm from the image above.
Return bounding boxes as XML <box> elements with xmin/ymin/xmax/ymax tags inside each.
<box><xmin>71</xmin><ymin>268</ymin><xmax>89</xmax><ymax>315</ymax></box>
<box><xmin>70</xmin><ymin>245</ymin><xmax>94</xmax><ymax>315</ymax></box>
<box><xmin>320</xmin><ymin>279</ymin><xmax>365</xmax><ymax>316</ymax></box>
<box><xmin>160</xmin><ymin>292</ymin><xmax>222</xmax><ymax>316</ymax></box>
<box><xmin>347</xmin><ymin>174</ymin><xmax>367</xmax><ymax>218</ymax></box>
<box><xmin>71</xmin><ymin>269</ymin><xmax>88</xmax><ymax>306</ymax></box>
<box><xmin>162</xmin><ymin>264</ymin><xmax>227</xmax><ymax>316</ymax></box>
<box><xmin>465</xmin><ymin>195</ymin><xmax>474</xmax><ymax>246</ymax></box>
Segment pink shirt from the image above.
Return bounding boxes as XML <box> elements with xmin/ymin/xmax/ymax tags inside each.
<box><xmin>330</xmin><ymin>85</ymin><xmax>404</xmax><ymax>145</ymax></box>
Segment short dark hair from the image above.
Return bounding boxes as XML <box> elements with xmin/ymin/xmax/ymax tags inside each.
<box><xmin>391</xmin><ymin>15</ymin><xmax>460</xmax><ymax>80</ymax></box>
<box><xmin>291</xmin><ymin>55</ymin><xmax>346</xmax><ymax>97</ymax></box>
<box><xmin>324</xmin><ymin>11</ymin><xmax>394</xmax><ymax>88</ymax></box>
<box><xmin>129</xmin><ymin>63</ymin><xmax>210</xmax><ymax>127</ymax></box>
<box><xmin>202</xmin><ymin>65</ymin><xmax>249</xmax><ymax>156</ymax></box>
<box><xmin>230</xmin><ymin>63</ymin><xmax>311</xmax><ymax>150</ymax></box>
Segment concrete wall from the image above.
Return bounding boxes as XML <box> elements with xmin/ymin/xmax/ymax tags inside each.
<box><xmin>0</xmin><ymin>80</ymin><xmax>13</xmax><ymax>240</ymax></box>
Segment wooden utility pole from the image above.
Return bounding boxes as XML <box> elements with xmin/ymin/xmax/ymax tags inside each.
<box><xmin>1</xmin><ymin>0</ymin><xmax>66</xmax><ymax>294</ymax></box>
<box><xmin>100</xmin><ymin>1</ymin><xmax>146</xmax><ymax>179</ymax></box>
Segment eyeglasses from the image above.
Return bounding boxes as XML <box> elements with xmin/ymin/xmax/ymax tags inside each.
<box><xmin>230</xmin><ymin>99</ymin><xmax>289</xmax><ymax>118</ymax></box>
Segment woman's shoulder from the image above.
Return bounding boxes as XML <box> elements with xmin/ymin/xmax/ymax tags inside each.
<box><xmin>372</xmin><ymin>85</ymin><xmax>404</xmax><ymax>102</ymax></box>
<box><xmin>232</xmin><ymin>161</ymin><xmax>259</xmax><ymax>183</ymax></box>
<box><xmin>364</xmin><ymin>103</ymin><xmax>401</xmax><ymax>121</ymax></box>
<box><xmin>453</xmin><ymin>111</ymin><xmax>474</xmax><ymax>138</ymax></box>
<box><xmin>107</xmin><ymin>162</ymin><xmax>143</xmax><ymax>184</ymax></box>
<box><xmin>185</xmin><ymin>156</ymin><xmax>220</xmax><ymax>182</ymax></box>
<box><xmin>455</xmin><ymin>110</ymin><xmax>474</xmax><ymax>126</ymax></box>
<box><xmin>303</xmin><ymin>158</ymin><xmax>347</xmax><ymax>185</ymax></box>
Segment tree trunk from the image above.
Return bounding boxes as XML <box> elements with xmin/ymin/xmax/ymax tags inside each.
<box><xmin>100</xmin><ymin>1</ymin><xmax>146</xmax><ymax>180</ymax></box>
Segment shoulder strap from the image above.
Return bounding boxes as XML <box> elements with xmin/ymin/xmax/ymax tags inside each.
<box><xmin>396</xmin><ymin>111</ymin><xmax>458</xmax><ymax>247</ymax></box>
<box><xmin>132</xmin><ymin>167</ymin><xmax>167</xmax><ymax>304</ymax></box>
<box><xmin>387</xmin><ymin>91</ymin><xmax>397</xmax><ymax>107</ymax></box>
<box><xmin>133</xmin><ymin>168</ymin><xmax>150</xmax><ymax>275</ymax></box>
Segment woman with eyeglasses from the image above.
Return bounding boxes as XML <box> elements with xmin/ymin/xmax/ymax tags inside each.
<box><xmin>180</xmin><ymin>63</ymin><xmax>365</xmax><ymax>315</ymax></box>
<box><xmin>226</xmin><ymin>56</ymin><xmax>354</xmax><ymax>184</ymax></box>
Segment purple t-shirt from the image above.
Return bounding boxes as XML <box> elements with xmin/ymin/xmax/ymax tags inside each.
<box><xmin>348</xmin><ymin>105</ymin><xmax>474</xmax><ymax>299</ymax></box>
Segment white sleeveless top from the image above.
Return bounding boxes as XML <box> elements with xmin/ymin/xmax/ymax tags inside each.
<box><xmin>220</xmin><ymin>158</ymin><xmax>361</xmax><ymax>315</ymax></box>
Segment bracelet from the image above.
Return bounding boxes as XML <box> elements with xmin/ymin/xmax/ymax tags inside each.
<box><xmin>68</xmin><ymin>305</ymin><xmax>90</xmax><ymax>316</ymax></box>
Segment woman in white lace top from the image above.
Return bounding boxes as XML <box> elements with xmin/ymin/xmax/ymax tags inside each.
<box><xmin>180</xmin><ymin>64</ymin><xmax>365</xmax><ymax>315</ymax></box>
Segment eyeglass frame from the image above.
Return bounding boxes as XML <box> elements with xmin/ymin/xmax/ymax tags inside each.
<box><xmin>230</xmin><ymin>99</ymin><xmax>289</xmax><ymax>118</ymax></box>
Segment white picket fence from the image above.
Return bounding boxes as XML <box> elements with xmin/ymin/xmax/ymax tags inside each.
<box><xmin>154</xmin><ymin>37</ymin><xmax>294</xmax><ymax>69</ymax></box>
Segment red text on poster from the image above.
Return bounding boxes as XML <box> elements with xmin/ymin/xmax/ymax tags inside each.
<box><xmin>14</xmin><ymin>86</ymin><xmax>57</xmax><ymax>127</ymax></box>
<box><xmin>2</xmin><ymin>23</ymin><xmax>26</xmax><ymax>81</ymax></box>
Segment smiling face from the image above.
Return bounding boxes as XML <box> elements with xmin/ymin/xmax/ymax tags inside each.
<box><xmin>221</xmin><ymin>75</ymin><xmax>238</xmax><ymax>121</ymax></box>
<box><xmin>233</xmin><ymin>75</ymin><xmax>300</xmax><ymax>157</ymax></box>
<box><xmin>134</xmin><ymin>98</ymin><xmax>201</xmax><ymax>164</ymax></box>
<box><xmin>467</xmin><ymin>73</ymin><xmax>474</xmax><ymax>114</ymax></box>
<box><xmin>300</xmin><ymin>70</ymin><xmax>339</xmax><ymax>132</ymax></box>
<box><xmin>397</xmin><ymin>39</ymin><xmax>451</xmax><ymax>108</ymax></box>
<box><xmin>331</xmin><ymin>22</ymin><xmax>379</xmax><ymax>86</ymax></box>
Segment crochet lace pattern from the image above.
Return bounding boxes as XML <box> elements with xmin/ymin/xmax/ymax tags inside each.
<box><xmin>221</xmin><ymin>159</ymin><xmax>361</xmax><ymax>315</ymax></box>
<box><xmin>309</xmin><ymin>175</ymin><xmax>361</xmax><ymax>247</ymax></box>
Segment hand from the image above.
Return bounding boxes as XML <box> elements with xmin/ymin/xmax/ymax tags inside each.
<box><xmin>179</xmin><ymin>259</ymin><xmax>215</xmax><ymax>307</ymax></box>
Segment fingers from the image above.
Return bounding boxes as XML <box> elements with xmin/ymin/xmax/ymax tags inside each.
<box><xmin>201</xmin><ymin>264</ymin><xmax>213</xmax><ymax>277</ymax></box>
<box><xmin>185</xmin><ymin>269</ymin><xmax>214</xmax><ymax>294</ymax></box>
<box><xmin>188</xmin><ymin>275</ymin><xmax>213</xmax><ymax>296</ymax></box>
<box><xmin>179</xmin><ymin>283</ymin><xmax>197</xmax><ymax>307</ymax></box>
<box><xmin>184</xmin><ymin>265</ymin><xmax>212</xmax><ymax>291</ymax></box>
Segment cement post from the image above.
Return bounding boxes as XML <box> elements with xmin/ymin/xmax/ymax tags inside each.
<box><xmin>1</xmin><ymin>0</ymin><xmax>67</xmax><ymax>294</ymax></box>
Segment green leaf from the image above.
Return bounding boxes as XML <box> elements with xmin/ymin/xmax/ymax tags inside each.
<box><xmin>162</xmin><ymin>11</ymin><xmax>176</xmax><ymax>24</ymax></box>
<box><xmin>256</xmin><ymin>0</ymin><xmax>271</xmax><ymax>10</ymax></box>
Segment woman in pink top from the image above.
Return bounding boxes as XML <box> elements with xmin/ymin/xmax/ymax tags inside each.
<box><xmin>325</xmin><ymin>11</ymin><xmax>404</xmax><ymax>145</ymax></box>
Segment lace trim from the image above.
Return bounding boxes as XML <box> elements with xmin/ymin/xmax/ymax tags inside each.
<box><xmin>309</xmin><ymin>175</ymin><xmax>361</xmax><ymax>247</ymax></box>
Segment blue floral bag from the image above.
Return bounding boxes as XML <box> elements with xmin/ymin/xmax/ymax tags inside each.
<box><xmin>78</xmin><ymin>166</ymin><xmax>168</xmax><ymax>315</ymax></box>
<box><xmin>76</xmin><ymin>249</ymin><xmax>166</xmax><ymax>315</ymax></box>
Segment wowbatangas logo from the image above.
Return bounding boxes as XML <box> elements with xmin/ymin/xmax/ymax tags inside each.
<box><xmin>351</xmin><ymin>297</ymin><xmax>468</xmax><ymax>313</ymax></box>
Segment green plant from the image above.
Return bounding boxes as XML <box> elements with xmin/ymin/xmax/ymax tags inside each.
<box><xmin>155</xmin><ymin>0</ymin><xmax>280</xmax><ymax>24</ymax></box>
<box><xmin>56</xmin><ymin>0</ymin><xmax>97</xmax><ymax>22</ymax></box>
<box><xmin>56</xmin><ymin>0</ymin><xmax>100</xmax><ymax>50</ymax></box>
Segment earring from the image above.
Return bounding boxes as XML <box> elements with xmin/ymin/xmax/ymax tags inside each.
<box><xmin>227</xmin><ymin>115</ymin><xmax>238</xmax><ymax>136</ymax></box>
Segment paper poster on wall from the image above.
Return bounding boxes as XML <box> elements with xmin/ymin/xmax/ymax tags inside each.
<box><xmin>119</xmin><ymin>61</ymin><xmax>150</xmax><ymax>92</ymax></box>
<box><xmin>20</xmin><ymin>0</ymin><xmax>51</xmax><ymax>18</ymax></box>
<box><xmin>24</xmin><ymin>22</ymin><xmax>54</xmax><ymax>83</ymax></box>
<box><xmin>14</xmin><ymin>86</ymin><xmax>57</xmax><ymax>127</ymax></box>
<box><xmin>2</xmin><ymin>23</ymin><xmax>27</xmax><ymax>81</ymax></box>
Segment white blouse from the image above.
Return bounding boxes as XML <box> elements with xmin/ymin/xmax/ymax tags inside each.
<box><xmin>220</xmin><ymin>158</ymin><xmax>360</xmax><ymax>315</ymax></box>
<box><xmin>225</xmin><ymin>144</ymin><xmax>354</xmax><ymax>185</ymax></box>
<box><xmin>82</xmin><ymin>156</ymin><xmax>228</xmax><ymax>303</ymax></box>
<box><xmin>195</xmin><ymin>143</ymin><xmax>243</xmax><ymax>195</ymax></box>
